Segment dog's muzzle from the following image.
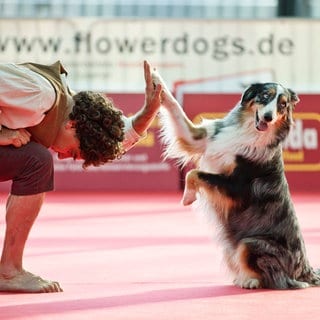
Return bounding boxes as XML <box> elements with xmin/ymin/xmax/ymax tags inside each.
<box><xmin>255</xmin><ymin>111</ymin><xmax>269</xmax><ymax>131</ymax></box>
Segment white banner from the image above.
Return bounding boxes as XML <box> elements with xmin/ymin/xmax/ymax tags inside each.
<box><xmin>0</xmin><ymin>18</ymin><xmax>319</xmax><ymax>93</ymax></box>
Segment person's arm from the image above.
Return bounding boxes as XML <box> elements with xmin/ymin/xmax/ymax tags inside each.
<box><xmin>122</xmin><ymin>60</ymin><xmax>162</xmax><ymax>151</ymax></box>
<box><xmin>0</xmin><ymin>127</ymin><xmax>31</xmax><ymax>147</ymax></box>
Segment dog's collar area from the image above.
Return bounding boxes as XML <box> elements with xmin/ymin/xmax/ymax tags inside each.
<box><xmin>255</xmin><ymin>111</ymin><xmax>268</xmax><ymax>131</ymax></box>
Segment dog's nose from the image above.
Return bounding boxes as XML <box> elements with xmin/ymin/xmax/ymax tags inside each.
<box><xmin>263</xmin><ymin>112</ymin><xmax>273</xmax><ymax>122</ymax></box>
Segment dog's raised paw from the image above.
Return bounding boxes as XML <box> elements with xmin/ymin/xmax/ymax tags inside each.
<box><xmin>181</xmin><ymin>189</ymin><xmax>197</xmax><ymax>206</ymax></box>
<box><xmin>152</xmin><ymin>70</ymin><xmax>168</xmax><ymax>91</ymax></box>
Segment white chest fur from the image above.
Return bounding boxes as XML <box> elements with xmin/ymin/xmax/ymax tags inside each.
<box><xmin>198</xmin><ymin>117</ymin><xmax>276</xmax><ymax>174</ymax></box>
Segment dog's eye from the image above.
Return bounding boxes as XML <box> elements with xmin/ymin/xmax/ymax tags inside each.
<box><xmin>256</xmin><ymin>93</ymin><xmax>269</xmax><ymax>103</ymax></box>
<box><xmin>278</xmin><ymin>102</ymin><xmax>287</xmax><ymax>112</ymax></box>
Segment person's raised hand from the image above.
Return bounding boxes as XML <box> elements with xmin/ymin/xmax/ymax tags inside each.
<box><xmin>131</xmin><ymin>61</ymin><xmax>162</xmax><ymax>136</ymax></box>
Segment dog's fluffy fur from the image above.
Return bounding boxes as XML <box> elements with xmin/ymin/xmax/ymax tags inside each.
<box><xmin>153</xmin><ymin>70</ymin><xmax>320</xmax><ymax>289</ymax></box>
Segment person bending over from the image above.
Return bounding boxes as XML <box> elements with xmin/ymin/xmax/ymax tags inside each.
<box><xmin>0</xmin><ymin>60</ymin><xmax>162</xmax><ymax>293</ymax></box>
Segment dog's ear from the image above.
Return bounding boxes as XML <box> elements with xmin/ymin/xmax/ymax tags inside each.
<box><xmin>241</xmin><ymin>83</ymin><xmax>263</xmax><ymax>105</ymax></box>
<box><xmin>288</xmin><ymin>88</ymin><xmax>300</xmax><ymax>107</ymax></box>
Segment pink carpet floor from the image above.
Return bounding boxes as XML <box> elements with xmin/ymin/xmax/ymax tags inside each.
<box><xmin>0</xmin><ymin>191</ymin><xmax>319</xmax><ymax>320</ymax></box>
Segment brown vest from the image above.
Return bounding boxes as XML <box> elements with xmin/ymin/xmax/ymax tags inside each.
<box><xmin>21</xmin><ymin>61</ymin><xmax>69</xmax><ymax>148</ymax></box>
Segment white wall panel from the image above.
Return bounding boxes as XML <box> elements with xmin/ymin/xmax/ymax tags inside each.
<box><xmin>0</xmin><ymin>18</ymin><xmax>318</xmax><ymax>93</ymax></box>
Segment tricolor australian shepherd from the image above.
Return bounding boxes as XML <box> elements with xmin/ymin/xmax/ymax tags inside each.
<box><xmin>153</xmin><ymin>70</ymin><xmax>320</xmax><ymax>289</ymax></box>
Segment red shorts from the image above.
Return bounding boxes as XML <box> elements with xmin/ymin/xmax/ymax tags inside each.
<box><xmin>0</xmin><ymin>141</ymin><xmax>54</xmax><ymax>195</ymax></box>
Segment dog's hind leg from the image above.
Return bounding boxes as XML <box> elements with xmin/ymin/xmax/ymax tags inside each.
<box><xmin>229</xmin><ymin>243</ymin><xmax>262</xmax><ymax>289</ymax></box>
<box><xmin>241</xmin><ymin>237</ymin><xmax>314</xmax><ymax>289</ymax></box>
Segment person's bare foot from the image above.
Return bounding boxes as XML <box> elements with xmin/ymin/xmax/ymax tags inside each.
<box><xmin>0</xmin><ymin>270</ymin><xmax>63</xmax><ymax>293</ymax></box>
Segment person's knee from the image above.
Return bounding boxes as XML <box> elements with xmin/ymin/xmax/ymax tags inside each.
<box><xmin>28</xmin><ymin>143</ymin><xmax>54</xmax><ymax>173</ymax></box>
<box><xmin>12</xmin><ymin>142</ymin><xmax>54</xmax><ymax>195</ymax></box>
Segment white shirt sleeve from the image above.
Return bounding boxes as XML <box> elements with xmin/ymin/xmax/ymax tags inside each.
<box><xmin>0</xmin><ymin>63</ymin><xmax>55</xmax><ymax>129</ymax></box>
<box><xmin>122</xmin><ymin>116</ymin><xmax>146</xmax><ymax>151</ymax></box>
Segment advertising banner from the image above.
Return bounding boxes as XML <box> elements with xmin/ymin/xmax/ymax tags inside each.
<box><xmin>0</xmin><ymin>18</ymin><xmax>319</xmax><ymax>93</ymax></box>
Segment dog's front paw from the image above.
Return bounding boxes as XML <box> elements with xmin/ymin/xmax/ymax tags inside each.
<box><xmin>181</xmin><ymin>188</ymin><xmax>197</xmax><ymax>206</ymax></box>
<box><xmin>233</xmin><ymin>277</ymin><xmax>261</xmax><ymax>289</ymax></box>
<box><xmin>151</xmin><ymin>69</ymin><xmax>166</xmax><ymax>89</ymax></box>
<box><xmin>151</xmin><ymin>70</ymin><xmax>177</xmax><ymax>106</ymax></box>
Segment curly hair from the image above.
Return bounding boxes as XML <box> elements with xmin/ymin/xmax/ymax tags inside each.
<box><xmin>69</xmin><ymin>91</ymin><xmax>125</xmax><ymax>168</ymax></box>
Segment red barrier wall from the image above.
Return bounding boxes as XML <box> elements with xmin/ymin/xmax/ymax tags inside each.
<box><xmin>0</xmin><ymin>93</ymin><xmax>318</xmax><ymax>193</ymax></box>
